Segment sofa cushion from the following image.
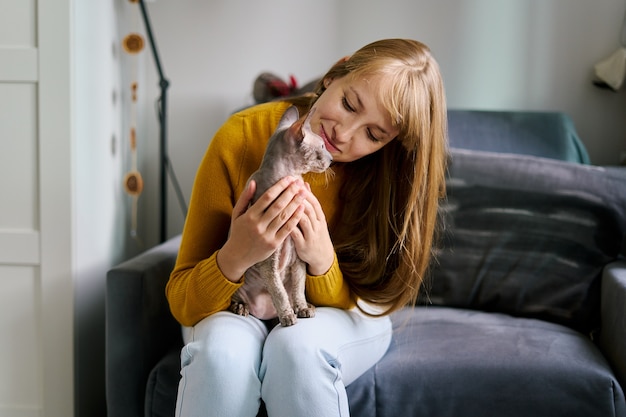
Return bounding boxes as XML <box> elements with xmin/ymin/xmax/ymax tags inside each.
<box><xmin>423</xmin><ymin>150</ymin><xmax>626</xmax><ymax>332</ymax></box>
<box><xmin>347</xmin><ymin>307</ymin><xmax>626</xmax><ymax>417</ymax></box>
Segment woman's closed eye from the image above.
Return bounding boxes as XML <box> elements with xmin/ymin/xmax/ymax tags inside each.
<box><xmin>367</xmin><ymin>130</ymin><xmax>381</xmax><ymax>143</ymax></box>
<box><xmin>341</xmin><ymin>96</ymin><xmax>381</xmax><ymax>143</ymax></box>
<box><xmin>342</xmin><ymin>96</ymin><xmax>355</xmax><ymax>112</ymax></box>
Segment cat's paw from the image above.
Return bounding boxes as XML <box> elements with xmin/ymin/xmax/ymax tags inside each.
<box><xmin>296</xmin><ymin>303</ymin><xmax>316</xmax><ymax>319</ymax></box>
<box><xmin>278</xmin><ymin>311</ymin><xmax>298</xmax><ymax>327</ymax></box>
<box><xmin>229</xmin><ymin>301</ymin><xmax>249</xmax><ymax>317</ymax></box>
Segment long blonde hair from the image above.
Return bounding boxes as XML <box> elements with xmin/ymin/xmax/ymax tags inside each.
<box><xmin>291</xmin><ymin>39</ymin><xmax>448</xmax><ymax>316</ymax></box>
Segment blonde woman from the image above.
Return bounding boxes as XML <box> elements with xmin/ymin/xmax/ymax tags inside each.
<box><xmin>167</xmin><ymin>38</ymin><xmax>448</xmax><ymax>417</ymax></box>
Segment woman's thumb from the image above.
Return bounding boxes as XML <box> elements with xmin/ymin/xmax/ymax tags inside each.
<box><xmin>233</xmin><ymin>179</ymin><xmax>256</xmax><ymax>217</ymax></box>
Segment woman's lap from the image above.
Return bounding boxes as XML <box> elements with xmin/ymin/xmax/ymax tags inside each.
<box><xmin>176</xmin><ymin>307</ymin><xmax>392</xmax><ymax>417</ymax></box>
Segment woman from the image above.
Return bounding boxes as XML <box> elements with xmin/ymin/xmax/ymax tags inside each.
<box><xmin>167</xmin><ymin>38</ymin><xmax>448</xmax><ymax>417</ymax></box>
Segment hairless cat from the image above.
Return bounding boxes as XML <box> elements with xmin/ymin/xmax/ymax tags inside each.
<box><xmin>230</xmin><ymin>106</ymin><xmax>333</xmax><ymax>326</ymax></box>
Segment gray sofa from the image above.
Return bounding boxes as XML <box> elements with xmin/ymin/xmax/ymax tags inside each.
<box><xmin>106</xmin><ymin>110</ymin><xmax>626</xmax><ymax>417</ymax></box>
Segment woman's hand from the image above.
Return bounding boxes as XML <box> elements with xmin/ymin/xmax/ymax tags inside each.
<box><xmin>290</xmin><ymin>183</ymin><xmax>335</xmax><ymax>276</ymax></box>
<box><xmin>217</xmin><ymin>176</ymin><xmax>307</xmax><ymax>282</ymax></box>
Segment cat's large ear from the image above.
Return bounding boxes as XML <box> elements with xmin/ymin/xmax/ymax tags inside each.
<box><xmin>277</xmin><ymin>106</ymin><xmax>300</xmax><ymax>131</ymax></box>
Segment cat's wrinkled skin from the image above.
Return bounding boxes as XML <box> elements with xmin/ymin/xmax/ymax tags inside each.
<box><xmin>230</xmin><ymin>106</ymin><xmax>333</xmax><ymax>326</ymax></box>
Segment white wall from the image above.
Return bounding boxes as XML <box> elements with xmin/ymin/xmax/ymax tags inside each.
<box><xmin>136</xmin><ymin>0</ymin><xmax>626</xmax><ymax>244</ymax></box>
<box><xmin>74</xmin><ymin>0</ymin><xmax>144</xmax><ymax>415</ymax></box>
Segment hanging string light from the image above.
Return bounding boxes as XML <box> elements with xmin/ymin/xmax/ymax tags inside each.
<box><xmin>123</xmin><ymin>0</ymin><xmax>188</xmax><ymax>244</ymax></box>
<box><xmin>122</xmin><ymin>0</ymin><xmax>145</xmax><ymax>241</ymax></box>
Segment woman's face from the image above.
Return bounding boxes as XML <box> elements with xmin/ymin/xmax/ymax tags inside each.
<box><xmin>309</xmin><ymin>73</ymin><xmax>399</xmax><ymax>163</ymax></box>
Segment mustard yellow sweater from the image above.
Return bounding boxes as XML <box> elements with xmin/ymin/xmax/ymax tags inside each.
<box><xmin>166</xmin><ymin>101</ymin><xmax>354</xmax><ymax>326</ymax></box>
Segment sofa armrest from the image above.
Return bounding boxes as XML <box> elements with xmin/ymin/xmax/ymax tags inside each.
<box><xmin>600</xmin><ymin>260</ymin><xmax>626</xmax><ymax>388</ymax></box>
<box><xmin>106</xmin><ymin>235</ymin><xmax>183</xmax><ymax>417</ymax></box>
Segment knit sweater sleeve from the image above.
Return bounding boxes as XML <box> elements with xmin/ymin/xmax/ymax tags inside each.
<box><xmin>305</xmin><ymin>253</ymin><xmax>355</xmax><ymax>310</ymax></box>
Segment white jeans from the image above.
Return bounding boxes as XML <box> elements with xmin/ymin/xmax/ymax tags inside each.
<box><xmin>175</xmin><ymin>307</ymin><xmax>392</xmax><ymax>417</ymax></box>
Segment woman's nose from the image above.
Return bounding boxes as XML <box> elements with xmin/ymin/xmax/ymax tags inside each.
<box><xmin>334</xmin><ymin>123</ymin><xmax>356</xmax><ymax>144</ymax></box>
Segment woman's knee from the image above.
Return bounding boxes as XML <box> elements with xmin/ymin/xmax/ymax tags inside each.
<box><xmin>183</xmin><ymin>312</ymin><xmax>268</xmax><ymax>373</ymax></box>
<box><xmin>177</xmin><ymin>313</ymin><xmax>269</xmax><ymax>417</ymax></box>
<box><xmin>260</xmin><ymin>308</ymin><xmax>392</xmax><ymax>385</ymax></box>
<box><xmin>261</xmin><ymin>320</ymin><xmax>338</xmax><ymax>384</ymax></box>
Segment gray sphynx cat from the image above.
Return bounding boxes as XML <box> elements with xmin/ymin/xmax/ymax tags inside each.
<box><xmin>230</xmin><ymin>106</ymin><xmax>333</xmax><ymax>326</ymax></box>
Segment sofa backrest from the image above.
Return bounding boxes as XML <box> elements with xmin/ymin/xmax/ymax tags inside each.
<box><xmin>447</xmin><ymin>110</ymin><xmax>590</xmax><ymax>163</ymax></box>
<box><xmin>422</xmin><ymin>149</ymin><xmax>626</xmax><ymax>333</ymax></box>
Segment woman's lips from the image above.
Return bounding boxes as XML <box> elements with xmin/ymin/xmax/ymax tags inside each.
<box><xmin>321</xmin><ymin>126</ymin><xmax>340</xmax><ymax>153</ymax></box>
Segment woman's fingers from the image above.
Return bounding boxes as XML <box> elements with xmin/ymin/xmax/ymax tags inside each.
<box><xmin>220</xmin><ymin>177</ymin><xmax>307</xmax><ymax>280</ymax></box>
<box><xmin>272</xmin><ymin>202</ymin><xmax>305</xmax><ymax>242</ymax></box>
<box><xmin>251</xmin><ymin>176</ymin><xmax>306</xmax><ymax>233</ymax></box>
<box><xmin>252</xmin><ymin>176</ymin><xmax>299</xmax><ymax>212</ymax></box>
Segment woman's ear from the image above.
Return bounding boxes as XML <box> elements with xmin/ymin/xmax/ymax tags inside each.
<box><xmin>324</xmin><ymin>55</ymin><xmax>351</xmax><ymax>88</ymax></box>
<box><xmin>336</xmin><ymin>55</ymin><xmax>350</xmax><ymax>65</ymax></box>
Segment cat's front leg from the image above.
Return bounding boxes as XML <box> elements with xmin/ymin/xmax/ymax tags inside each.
<box><xmin>277</xmin><ymin>308</ymin><xmax>298</xmax><ymax>327</ymax></box>
<box><xmin>291</xmin><ymin>259</ymin><xmax>316</xmax><ymax>319</ymax></box>
<box><xmin>263</xmin><ymin>255</ymin><xmax>297</xmax><ymax>326</ymax></box>
<box><xmin>295</xmin><ymin>302</ymin><xmax>315</xmax><ymax>319</ymax></box>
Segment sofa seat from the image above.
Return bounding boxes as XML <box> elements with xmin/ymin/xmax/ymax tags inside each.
<box><xmin>145</xmin><ymin>306</ymin><xmax>625</xmax><ymax>417</ymax></box>
<box><xmin>348</xmin><ymin>307</ymin><xmax>625</xmax><ymax>417</ymax></box>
